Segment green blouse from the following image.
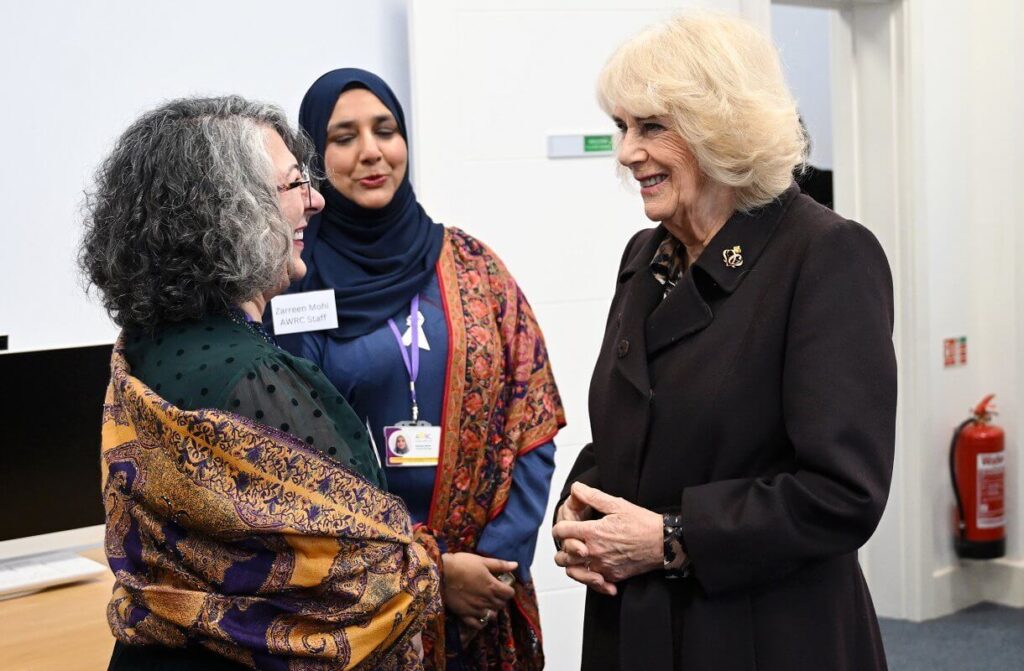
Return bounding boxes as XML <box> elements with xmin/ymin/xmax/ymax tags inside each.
<box><xmin>123</xmin><ymin>313</ymin><xmax>384</xmax><ymax>489</ymax></box>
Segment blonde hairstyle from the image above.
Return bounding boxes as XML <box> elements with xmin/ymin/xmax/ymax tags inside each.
<box><xmin>598</xmin><ymin>12</ymin><xmax>806</xmax><ymax>212</ymax></box>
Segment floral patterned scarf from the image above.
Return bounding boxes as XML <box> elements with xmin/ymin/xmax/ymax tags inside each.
<box><xmin>102</xmin><ymin>338</ymin><xmax>440</xmax><ymax>670</ymax></box>
<box><xmin>415</xmin><ymin>228</ymin><xmax>566</xmax><ymax>671</ymax></box>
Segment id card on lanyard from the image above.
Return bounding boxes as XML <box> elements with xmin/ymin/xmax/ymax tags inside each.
<box><xmin>384</xmin><ymin>294</ymin><xmax>441</xmax><ymax>467</ymax></box>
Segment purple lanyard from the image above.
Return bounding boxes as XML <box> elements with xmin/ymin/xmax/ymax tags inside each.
<box><xmin>388</xmin><ymin>294</ymin><xmax>421</xmax><ymax>422</ymax></box>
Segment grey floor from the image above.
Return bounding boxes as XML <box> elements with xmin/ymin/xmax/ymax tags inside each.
<box><xmin>879</xmin><ymin>602</ymin><xmax>1024</xmax><ymax>671</ymax></box>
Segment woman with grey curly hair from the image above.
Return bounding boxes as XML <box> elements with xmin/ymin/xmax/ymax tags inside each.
<box><xmin>81</xmin><ymin>95</ymin><xmax>439</xmax><ymax>671</ymax></box>
<box><xmin>552</xmin><ymin>13</ymin><xmax>895</xmax><ymax>671</ymax></box>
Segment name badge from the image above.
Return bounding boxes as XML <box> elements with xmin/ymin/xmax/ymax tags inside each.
<box><xmin>383</xmin><ymin>425</ymin><xmax>441</xmax><ymax>467</ymax></box>
<box><xmin>270</xmin><ymin>290</ymin><xmax>338</xmax><ymax>335</ymax></box>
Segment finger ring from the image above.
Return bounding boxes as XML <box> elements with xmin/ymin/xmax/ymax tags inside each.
<box><xmin>478</xmin><ymin>613</ymin><xmax>489</xmax><ymax>625</ymax></box>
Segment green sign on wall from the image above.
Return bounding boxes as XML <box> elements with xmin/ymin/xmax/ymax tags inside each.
<box><xmin>583</xmin><ymin>135</ymin><xmax>614</xmax><ymax>152</ymax></box>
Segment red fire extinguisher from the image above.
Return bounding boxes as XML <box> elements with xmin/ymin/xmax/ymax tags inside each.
<box><xmin>949</xmin><ymin>394</ymin><xmax>1006</xmax><ymax>559</ymax></box>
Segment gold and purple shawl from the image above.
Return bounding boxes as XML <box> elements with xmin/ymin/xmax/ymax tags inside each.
<box><xmin>101</xmin><ymin>339</ymin><xmax>439</xmax><ymax>670</ymax></box>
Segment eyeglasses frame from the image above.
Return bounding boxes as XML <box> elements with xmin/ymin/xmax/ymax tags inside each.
<box><xmin>279</xmin><ymin>168</ymin><xmax>313</xmax><ymax>209</ymax></box>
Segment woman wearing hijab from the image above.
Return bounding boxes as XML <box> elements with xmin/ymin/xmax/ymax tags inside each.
<box><xmin>272</xmin><ymin>69</ymin><xmax>565</xmax><ymax>671</ymax></box>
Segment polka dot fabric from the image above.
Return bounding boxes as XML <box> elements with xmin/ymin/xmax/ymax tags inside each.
<box><xmin>123</xmin><ymin>314</ymin><xmax>383</xmax><ymax>488</ymax></box>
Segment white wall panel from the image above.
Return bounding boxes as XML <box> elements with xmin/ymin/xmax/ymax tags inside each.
<box><xmin>453</xmin><ymin>11</ymin><xmax>634</xmax><ymax>161</ymax></box>
<box><xmin>1013</xmin><ymin>0</ymin><xmax>1024</xmax><ymax>592</ymax></box>
<box><xmin>0</xmin><ymin>0</ymin><xmax>411</xmax><ymax>353</ymax></box>
<box><xmin>907</xmin><ymin>0</ymin><xmax>1024</xmax><ymax>617</ymax></box>
<box><xmin>449</xmin><ymin>161</ymin><xmax>644</xmax><ymax>304</ymax></box>
<box><xmin>771</xmin><ymin>4</ymin><xmax>834</xmax><ymax>169</ymax></box>
<box><xmin>964</xmin><ymin>0</ymin><xmax>1022</xmax><ymax>567</ymax></box>
<box><xmin>537</xmin><ymin>587</ymin><xmax>587</xmax><ymax>670</ymax></box>
<box><xmin>531</xmin><ymin>441</ymin><xmax>587</xmax><ymax>592</ymax></box>
<box><xmin>532</xmin><ymin>300</ymin><xmax>611</xmax><ymax>447</ymax></box>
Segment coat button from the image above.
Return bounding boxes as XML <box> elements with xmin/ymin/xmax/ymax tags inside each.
<box><xmin>617</xmin><ymin>339</ymin><xmax>630</xmax><ymax>357</ymax></box>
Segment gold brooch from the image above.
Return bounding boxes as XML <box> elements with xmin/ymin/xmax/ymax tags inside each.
<box><xmin>722</xmin><ymin>245</ymin><xmax>743</xmax><ymax>268</ymax></box>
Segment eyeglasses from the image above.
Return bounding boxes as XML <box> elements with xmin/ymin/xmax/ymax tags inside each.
<box><xmin>278</xmin><ymin>168</ymin><xmax>313</xmax><ymax>208</ymax></box>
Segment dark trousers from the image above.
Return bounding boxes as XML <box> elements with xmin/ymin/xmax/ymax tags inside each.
<box><xmin>108</xmin><ymin>642</ymin><xmax>250</xmax><ymax>671</ymax></box>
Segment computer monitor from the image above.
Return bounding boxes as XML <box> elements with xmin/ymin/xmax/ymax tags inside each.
<box><xmin>0</xmin><ymin>344</ymin><xmax>111</xmax><ymax>558</ymax></box>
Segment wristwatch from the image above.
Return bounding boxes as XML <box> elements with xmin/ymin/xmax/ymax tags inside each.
<box><xmin>663</xmin><ymin>513</ymin><xmax>692</xmax><ymax>578</ymax></box>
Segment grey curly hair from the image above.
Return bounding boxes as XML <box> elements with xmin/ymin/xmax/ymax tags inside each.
<box><xmin>79</xmin><ymin>95</ymin><xmax>315</xmax><ymax>331</ymax></box>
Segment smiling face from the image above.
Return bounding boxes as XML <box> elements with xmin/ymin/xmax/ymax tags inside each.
<box><xmin>613</xmin><ymin>106</ymin><xmax>703</xmax><ymax>229</ymax></box>
<box><xmin>323</xmin><ymin>88</ymin><xmax>408</xmax><ymax>209</ymax></box>
<box><xmin>263</xmin><ymin>127</ymin><xmax>325</xmax><ymax>285</ymax></box>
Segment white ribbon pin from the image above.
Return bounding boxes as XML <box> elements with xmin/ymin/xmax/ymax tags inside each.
<box><xmin>401</xmin><ymin>310</ymin><xmax>430</xmax><ymax>351</ymax></box>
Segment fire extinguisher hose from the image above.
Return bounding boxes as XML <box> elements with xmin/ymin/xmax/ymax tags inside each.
<box><xmin>948</xmin><ymin>418</ymin><xmax>973</xmax><ymax>542</ymax></box>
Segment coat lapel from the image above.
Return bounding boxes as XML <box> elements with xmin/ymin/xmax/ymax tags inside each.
<box><xmin>645</xmin><ymin>185</ymin><xmax>799</xmax><ymax>356</ymax></box>
<box><xmin>645</xmin><ymin>270</ymin><xmax>713</xmax><ymax>354</ymax></box>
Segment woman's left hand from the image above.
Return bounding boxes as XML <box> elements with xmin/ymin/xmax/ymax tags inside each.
<box><xmin>552</xmin><ymin>482</ymin><xmax>664</xmax><ymax>585</ymax></box>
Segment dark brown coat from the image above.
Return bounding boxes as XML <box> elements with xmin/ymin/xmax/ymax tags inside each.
<box><xmin>561</xmin><ymin>186</ymin><xmax>896</xmax><ymax>671</ymax></box>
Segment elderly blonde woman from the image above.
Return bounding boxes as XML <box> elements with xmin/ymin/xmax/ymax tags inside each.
<box><xmin>552</xmin><ymin>13</ymin><xmax>895</xmax><ymax>671</ymax></box>
<box><xmin>80</xmin><ymin>96</ymin><xmax>438</xmax><ymax>670</ymax></box>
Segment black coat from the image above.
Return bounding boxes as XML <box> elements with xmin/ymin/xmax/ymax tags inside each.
<box><xmin>561</xmin><ymin>186</ymin><xmax>896</xmax><ymax>671</ymax></box>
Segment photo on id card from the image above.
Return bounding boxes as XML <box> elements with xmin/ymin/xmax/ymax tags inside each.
<box><xmin>383</xmin><ymin>425</ymin><xmax>441</xmax><ymax>466</ymax></box>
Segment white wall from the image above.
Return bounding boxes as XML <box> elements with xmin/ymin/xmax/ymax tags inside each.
<box><xmin>905</xmin><ymin>0</ymin><xmax>1024</xmax><ymax>616</ymax></box>
<box><xmin>771</xmin><ymin>4</ymin><xmax>833</xmax><ymax>169</ymax></box>
<box><xmin>826</xmin><ymin>0</ymin><xmax>1024</xmax><ymax>620</ymax></box>
<box><xmin>0</xmin><ymin>0</ymin><xmax>411</xmax><ymax>353</ymax></box>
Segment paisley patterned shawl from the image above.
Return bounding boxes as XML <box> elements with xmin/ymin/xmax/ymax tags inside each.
<box><xmin>101</xmin><ymin>339</ymin><xmax>440</xmax><ymax>670</ymax></box>
<box><xmin>416</xmin><ymin>228</ymin><xmax>566</xmax><ymax>670</ymax></box>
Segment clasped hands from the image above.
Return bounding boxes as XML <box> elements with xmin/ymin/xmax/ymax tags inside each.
<box><xmin>552</xmin><ymin>482</ymin><xmax>664</xmax><ymax>596</ymax></box>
